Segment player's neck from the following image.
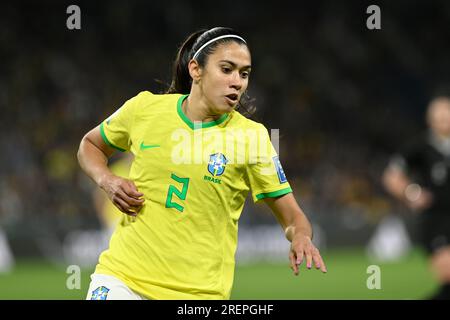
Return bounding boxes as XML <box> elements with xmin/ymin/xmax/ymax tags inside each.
<box><xmin>183</xmin><ymin>95</ymin><xmax>222</xmax><ymax>123</ymax></box>
<box><xmin>431</xmin><ymin>130</ymin><xmax>450</xmax><ymax>141</ymax></box>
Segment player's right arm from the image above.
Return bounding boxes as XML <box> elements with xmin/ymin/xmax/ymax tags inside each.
<box><xmin>77</xmin><ymin>125</ymin><xmax>144</xmax><ymax>216</ymax></box>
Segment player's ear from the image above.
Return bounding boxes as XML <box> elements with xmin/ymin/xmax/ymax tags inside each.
<box><xmin>188</xmin><ymin>59</ymin><xmax>202</xmax><ymax>84</ymax></box>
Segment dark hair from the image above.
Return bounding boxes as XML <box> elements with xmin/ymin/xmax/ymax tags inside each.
<box><xmin>166</xmin><ymin>27</ymin><xmax>256</xmax><ymax>117</ymax></box>
<box><xmin>430</xmin><ymin>84</ymin><xmax>450</xmax><ymax>101</ymax></box>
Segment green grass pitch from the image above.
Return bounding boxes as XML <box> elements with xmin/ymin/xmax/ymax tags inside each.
<box><xmin>0</xmin><ymin>248</ymin><xmax>438</xmax><ymax>300</ymax></box>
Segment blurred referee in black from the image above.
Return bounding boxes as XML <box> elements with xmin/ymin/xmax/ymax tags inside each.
<box><xmin>383</xmin><ymin>89</ymin><xmax>450</xmax><ymax>300</ymax></box>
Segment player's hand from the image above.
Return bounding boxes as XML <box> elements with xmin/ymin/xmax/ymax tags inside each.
<box><xmin>100</xmin><ymin>174</ymin><xmax>145</xmax><ymax>216</ymax></box>
<box><xmin>289</xmin><ymin>234</ymin><xmax>327</xmax><ymax>276</ymax></box>
<box><xmin>431</xmin><ymin>247</ymin><xmax>450</xmax><ymax>282</ymax></box>
<box><xmin>407</xmin><ymin>188</ymin><xmax>433</xmax><ymax>213</ymax></box>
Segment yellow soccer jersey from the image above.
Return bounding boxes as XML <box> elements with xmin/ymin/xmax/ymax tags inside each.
<box><xmin>95</xmin><ymin>91</ymin><xmax>292</xmax><ymax>299</ymax></box>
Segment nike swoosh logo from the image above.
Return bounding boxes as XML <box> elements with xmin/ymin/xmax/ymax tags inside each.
<box><xmin>140</xmin><ymin>142</ymin><xmax>160</xmax><ymax>150</ymax></box>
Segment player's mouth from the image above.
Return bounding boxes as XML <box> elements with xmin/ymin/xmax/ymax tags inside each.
<box><xmin>225</xmin><ymin>93</ymin><xmax>239</xmax><ymax>106</ymax></box>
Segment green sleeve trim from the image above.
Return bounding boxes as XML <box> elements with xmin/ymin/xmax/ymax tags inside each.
<box><xmin>256</xmin><ymin>187</ymin><xmax>292</xmax><ymax>200</ymax></box>
<box><xmin>177</xmin><ymin>94</ymin><xmax>229</xmax><ymax>130</ymax></box>
<box><xmin>100</xmin><ymin>122</ymin><xmax>127</xmax><ymax>152</ymax></box>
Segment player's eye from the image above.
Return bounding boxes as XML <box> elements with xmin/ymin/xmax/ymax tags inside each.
<box><xmin>221</xmin><ymin>66</ymin><xmax>232</xmax><ymax>74</ymax></box>
<box><xmin>240</xmin><ymin>71</ymin><xmax>250</xmax><ymax>79</ymax></box>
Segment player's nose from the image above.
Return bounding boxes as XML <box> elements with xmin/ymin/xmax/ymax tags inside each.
<box><xmin>229</xmin><ymin>72</ymin><xmax>242</xmax><ymax>91</ymax></box>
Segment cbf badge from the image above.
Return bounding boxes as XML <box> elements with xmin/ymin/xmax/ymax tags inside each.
<box><xmin>91</xmin><ymin>286</ymin><xmax>110</xmax><ymax>300</ymax></box>
<box><xmin>208</xmin><ymin>153</ymin><xmax>228</xmax><ymax>176</ymax></box>
<box><xmin>273</xmin><ymin>156</ymin><xmax>287</xmax><ymax>183</ymax></box>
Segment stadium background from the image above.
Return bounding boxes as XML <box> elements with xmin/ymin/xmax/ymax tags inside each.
<box><xmin>0</xmin><ymin>0</ymin><xmax>449</xmax><ymax>299</ymax></box>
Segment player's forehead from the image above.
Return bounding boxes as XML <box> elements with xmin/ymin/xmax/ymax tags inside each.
<box><xmin>208</xmin><ymin>42</ymin><xmax>251</xmax><ymax>68</ymax></box>
<box><xmin>429</xmin><ymin>98</ymin><xmax>450</xmax><ymax>115</ymax></box>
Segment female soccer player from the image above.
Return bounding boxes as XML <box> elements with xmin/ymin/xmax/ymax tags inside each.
<box><xmin>78</xmin><ymin>27</ymin><xmax>327</xmax><ymax>300</ymax></box>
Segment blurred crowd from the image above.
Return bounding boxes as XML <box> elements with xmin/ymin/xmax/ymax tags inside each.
<box><xmin>1</xmin><ymin>1</ymin><xmax>450</xmax><ymax>257</ymax></box>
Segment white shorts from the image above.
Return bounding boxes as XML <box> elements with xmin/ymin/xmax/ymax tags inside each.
<box><xmin>86</xmin><ymin>274</ymin><xmax>148</xmax><ymax>300</ymax></box>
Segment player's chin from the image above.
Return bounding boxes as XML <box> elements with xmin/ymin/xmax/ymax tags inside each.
<box><xmin>221</xmin><ymin>98</ymin><xmax>238</xmax><ymax>112</ymax></box>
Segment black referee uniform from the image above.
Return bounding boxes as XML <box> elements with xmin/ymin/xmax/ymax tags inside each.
<box><xmin>391</xmin><ymin>132</ymin><xmax>450</xmax><ymax>254</ymax></box>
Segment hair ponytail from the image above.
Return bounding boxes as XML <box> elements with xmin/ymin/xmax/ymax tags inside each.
<box><xmin>166</xmin><ymin>29</ymin><xmax>206</xmax><ymax>94</ymax></box>
<box><xmin>166</xmin><ymin>27</ymin><xmax>256</xmax><ymax>118</ymax></box>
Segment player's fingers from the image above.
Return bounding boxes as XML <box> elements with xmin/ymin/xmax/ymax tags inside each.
<box><xmin>312</xmin><ymin>250</ymin><xmax>325</xmax><ymax>271</ymax></box>
<box><xmin>310</xmin><ymin>247</ymin><xmax>327</xmax><ymax>273</ymax></box>
<box><xmin>111</xmin><ymin>199</ymin><xmax>124</xmax><ymax>213</ymax></box>
<box><xmin>122</xmin><ymin>186</ymin><xmax>145</xmax><ymax>203</ymax></box>
<box><xmin>289</xmin><ymin>251</ymin><xmax>298</xmax><ymax>275</ymax></box>
<box><xmin>113</xmin><ymin>196</ymin><xmax>137</xmax><ymax>216</ymax></box>
<box><xmin>288</xmin><ymin>252</ymin><xmax>293</xmax><ymax>270</ymax></box>
<box><xmin>124</xmin><ymin>180</ymin><xmax>144</xmax><ymax>199</ymax></box>
<box><xmin>319</xmin><ymin>256</ymin><xmax>328</xmax><ymax>273</ymax></box>
<box><xmin>117</xmin><ymin>188</ymin><xmax>145</xmax><ymax>207</ymax></box>
<box><xmin>310</xmin><ymin>248</ymin><xmax>320</xmax><ymax>268</ymax></box>
<box><xmin>295</xmin><ymin>249</ymin><xmax>304</xmax><ymax>266</ymax></box>
<box><xmin>134</xmin><ymin>203</ymin><xmax>144</xmax><ymax>213</ymax></box>
<box><xmin>114</xmin><ymin>196</ymin><xmax>133</xmax><ymax>214</ymax></box>
<box><xmin>305</xmin><ymin>251</ymin><xmax>313</xmax><ymax>270</ymax></box>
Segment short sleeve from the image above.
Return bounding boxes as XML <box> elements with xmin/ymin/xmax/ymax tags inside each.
<box><xmin>246</xmin><ymin>124</ymin><xmax>292</xmax><ymax>203</ymax></box>
<box><xmin>100</xmin><ymin>92</ymin><xmax>147</xmax><ymax>152</ymax></box>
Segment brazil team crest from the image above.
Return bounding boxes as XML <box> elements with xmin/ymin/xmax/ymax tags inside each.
<box><xmin>91</xmin><ymin>286</ymin><xmax>110</xmax><ymax>300</ymax></box>
<box><xmin>208</xmin><ymin>153</ymin><xmax>228</xmax><ymax>176</ymax></box>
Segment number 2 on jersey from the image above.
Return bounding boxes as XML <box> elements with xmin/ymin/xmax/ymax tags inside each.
<box><xmin>165</xmin><ymin>173</ymin><xmax>189</xmax><ymax>212</ymax></box>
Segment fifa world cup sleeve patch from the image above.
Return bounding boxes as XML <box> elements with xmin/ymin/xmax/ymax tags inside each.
<box><xmin>90</xmin><ymin>286</ymin><xmax>110</xmax><ymax>300</ymax></box>
<box><xmin>273</xmin><ymin>156</ymin><xmax>287</xmax><ymax>184</ymax></box>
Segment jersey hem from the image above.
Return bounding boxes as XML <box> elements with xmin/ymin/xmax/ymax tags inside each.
<box><xmin>255</xmin><ymin>187</ymin><xmax>293</xmax><ymax>200</ymax></box>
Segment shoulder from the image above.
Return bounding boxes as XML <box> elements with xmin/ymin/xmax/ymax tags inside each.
<box><xmin>129</xmin><ymin>91</ymin><xmax>183</xmax><ymax>117</ymax></box>
<box><xmin>134</xmin><ymin>91</ymin><xmax>182</xmax><ymax>107</ymax></box>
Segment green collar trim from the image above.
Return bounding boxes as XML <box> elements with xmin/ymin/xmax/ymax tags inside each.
<box><xmin>177</xmin><ymin>94</ymin><xmax>229</xmax><ymax>130</ymax></box>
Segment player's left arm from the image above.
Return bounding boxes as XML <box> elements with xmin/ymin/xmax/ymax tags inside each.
<box><xmin>264</xmin><ymin>193</ymin><xmax>327</xmax><ymax>275</ymax></box>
